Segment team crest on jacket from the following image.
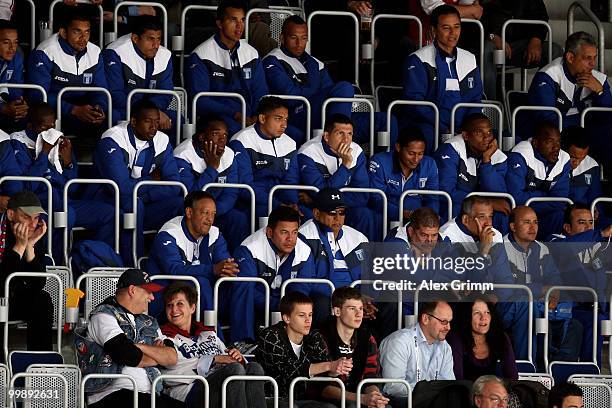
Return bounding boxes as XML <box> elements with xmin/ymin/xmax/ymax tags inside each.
<box><xmin>284</xmin><ymin>158</ymin><xmax>291</xmax><ymax>170</ymax></box>
<box><xmin>355</xmin><ymin>249</ymin><xmax>364</xmax><ymax>261</ymax></box>
<box><xmin>243</xmin><ymin>67</ymin><xmax>252</xmax><ymax>79</ymax></box>
<box><xmin>83</xmin><ymin>73</ymin><xmax>93</xmax><ymax>85</ymax></box>
<box><xmin>149</xmin><ymin>79</ymin><xmax>157</xmax><ymax>89</ymax></box>
<box><xmin>585</xmin><ymin>174</ymin><xmax>592</xmax><ymax>185</ymax></box>
<box><xmin>5</xmin><ymin>70</ymin><xmax>12</xmax><ymax>80</ymax></box>
<box><xmin>468</xmin><ymin>77</ymin><xmax>474</xmax><ymax>89</ymax></box>
<box><xmin>218</xmin><ymin>176</ymin><xmax>227</xmax><ymax>183</ymax></box>
<box><xmin>419</xmin><ymin>177</ymin><xmax>428</xmax><ymax>188</ymax></box>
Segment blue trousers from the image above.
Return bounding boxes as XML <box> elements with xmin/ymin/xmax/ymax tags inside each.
<box><xmin>498</xmin><ymin>301</ymin><xmax>530</xmax><ymax>360</ymax></box>
<box><xmin>230</xmin><ymin>280</ymin><xmax>280</xmax><ymax>342</ymax></box>
<box><xmin>216</xmin><ymin>207</ymin><xmax>251</xmax><ymax>254</ymax></box>
<box><xmin>346</xmin><ymin>205</ymin><xmax>381</xmax><ymax>242</ymax></box>
<box><xmin>572</xmin><ymin>307</ymin><xmax>606</xmax><ymax>366</ymax></box>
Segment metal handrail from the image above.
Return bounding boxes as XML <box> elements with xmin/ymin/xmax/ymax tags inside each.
<box><xmin>494</xmin><ymin>284</ymin><xmax>535</xmax><ymax>365</ymax></box>
<box><xmin>49</xmin><ymin>0</ymin><xmax>104</xmax><ymax>47</ymax></box>
<box><xmin>268</xmin><ymin>184</ymin><xmax>319</xmax><ymax>215</ymax></box>
<box><xmin>152</xmin><ymin>375</ymin><xmax>208</xmax><ymax>408</ymax></box>
<box><xmin>356</xmin><ymin>378</ymin><xmax>411</xmax><ymax>408</ymax></box>
<box><xmin>399</xmin><ymin>189</ymin><xmax>452</xmax><ymax>226</ymax></box>
<box><xmin>341</xmin><ymin>187</ymin><xmax>388</xmax><ymax>237</ymax></box>
<box><xmin>0</xmin><ymin>83</ymin><xmax>47</xmax><ymax>101</ymax></box>
<box><xmin>126</xmin><ymin>181</ymin><xmax>188</xmax><ymax>266</ymax></box>
<box><xmin>568</xmin><ymin>2</ymin><xmax>605</xmax><ymax>70</ymax></box>
<box><xmin>192</xmin><ymin>92</ymin><xmax>247</xmax><ymax>129</ymax></box>
<box><xmin>127</xmin><ymin>89</ymin><xmax>182</xmax><ymax>145</ymax></box>
<box><xmin>280</xmin><ymin>278</ymin><xmax>335</xmax><ymax>298</ymax></box>
<box><xmin>307</xmin><ymin>11</ymin><xmax>359</xmax><ymax>87</ymax></box>
<box><xmin>56</xmin><ymin>86</ymin><xmax>113</xmax><ymax>131</ymax></box>
<box><xmin>351</xmin><ymin>280</ymin><xmax>403</xmax><ymax>330</ymax></box>
<box><xmin>369</xmin><ymin>14</ymin><xmax>422</xmax><ymax>94</ymax></box>
<box><xmin>289</xmin><ymin>377</ymin><xmax>346</xmax><ymax>408</ymax></box>
<box><xmin>0</xmin><ymin>176</ymin><xmax>53</xmax><ymax>256</ymax></box>
<box><xmin>387</xmin><ymin>100</ymin><xmax>439</xmax><ymax>151</ymax></box>
<box><xmin>245</xmin><ymin>8</ymin><xmax>295</xmax><ymax>44</ymax></box>
<box><xmin>203</xmin><ymin>183</ymin><xmax>257</xmax><ymax>234</ymax></box>
<box><xmin>462</xmin><ymin>18</ymin><xmax>485</xmax><ymax>83</ymax></box>
<box><xmin>266</xmin><ymin>94</ymin><xmax>311</xmax><ymax>141</ymax></box>
<box><xmin>24</xmin><ymin>0</ymin><xmax>36</xmax><ymax>50</ymax></box>
<box><xmin>11</xmin><ymin>373</ymin><xmax>68</xmax><ymax>408</ymax></box>
<box><xmin>222</xmin><ymin>375</ymin><xmax>278</xmax><ymax>408</ymax></box>
<box><xmin>525</xmin><ymin>197</ymin><xmax>573</xmax><ymax>207</ymax></box>
<box><xmin>178</xmin><ymin>5</ymin><xmax>218</xmax><ymax>87</ymax></box>
<box><xmin>75</xmin><ymin>271</ymin><xmax>123</xmax><ymax>319</ymax></box>
<box><xmin>322</xmin><ymin>97</ymin><xmax>374</xmax><ymax>157</ymax></box>
<box><xmin>591</xmin><ymin>197</ymin><xmax>612</xmax><ymax>219</ymax></box>
<box><xmin>113</xmin><ymin>2</ymin><xmax>168</xmax><ymax>46</ymax></box>
<box><xmin>511</xmin><ymin>106</ymin><xmax>563</xmax><ymax>148</ymax></box>
<box><xmin>581</xmin><ymin>107</ymin><xmax>612</xmax><ymax>127</ymax></box>
<box><xmin>81</xmin><ymin>374</ymin><xmax>137</xmax><ymax>407</ymax></box>
<box><xmin>540</xmin><ymin>286</ymin><xmax>598</xmax><ymax>369</ymax></box>
<box><xmin>466</xmin><ymin>192</ymin><xmax>517</xmax><ymax>209</ymax></box>
<box><xmin>450</xmin><ymin>102</ymin><xmax>503</xmax><ymax>148</ymax></box>
<box><xmin>500</xmin><ymin>20</ymin><xmax>553</xmax><ymax>100</ymax></box>
<box><xmin>60</xmin><ymin>179</ymin><xmax>120</xmax><ymax>265</ymax></box>
<box><xmin>150</xmin><ymin>276</ymin><xmax>201</xmax><ymax>321</ymax></box>
<box><xmin>3</xmin><ymin>273</ymin><xmax>63</xmax><ymax>362</ymax></box>
<box><xmin>213</xmin><ymin>276</ymin><xmax>270</xmax><ymax>329</ymax></box>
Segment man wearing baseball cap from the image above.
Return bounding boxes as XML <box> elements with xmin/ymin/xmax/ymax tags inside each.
<box><xmin>76</xmin><ymin>268</ymin><xmax>180</xmax><ymax>408</ymax></box>
<box><xmin>0</xmin><ymin>190</ymin><xmax>53</xmax><ymax>354</ymax></box>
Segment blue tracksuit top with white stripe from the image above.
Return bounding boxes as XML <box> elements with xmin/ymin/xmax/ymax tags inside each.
<box><xmin>506</xmin><ymin>140</ymin><xmax>571</xmax><ymax>212</ymax></box>
<box><xmin>229</xmin><ymin>124</ymin><xmax>299</xmax><ymax>213</ymax></box>
<box><xmin>299</xmin><ymin>219</ymin><xmax>368</xmax><ymax>289</ymax></box>
<box><xmin>569</xmin><ymin>155</ymin><xmax>601</xmax><ymax>206</ymax></box>
<box><xmin>10</xmin><ymin>129</ymin><xmax>78</xmax><ymax>205</ymax></box>
<box><xmin>234</xmin><ymin>228</ymin><xmax>315</xmax><ymax>302</ymax></box>
<box><xmin>297</xmin><ymin>136</ymin><xmax>369</xmax><ymax>207</ymax></box>
<box><xmin>93</xmin><ymin>123</ymin><xmax>181</xmax><ymax>209</ymax></box>
<box><xmin>27</xmin><ymin>34</ymin><xmax>108</xmax><ymax>115</ymax></box>
<box><xmin>368</xmin><ymin>151</ymin><xmax>439</xmax><ymax>221</ymax></box>
<box><xmin>503</xmin><ymin>233</ymin><xmax>561</xmax><ymax>298</ymax></box>
<box><xmin>148</xmin><ymin>216</ymin><xmax>230</xmax><ymax>280</ymax></box>
<box><xmin>174</xmin><ymin>139</ymin><xmax>238</xmax><ymax>216</ymax></box>
<box><xmin>0</xmin><ymin>51</ymin><xmax>25</xmax><ymax>102</ymax></box>
<box><xmin>524</xmin><ymin>58</ymin><xmax>612</xmax><ymax>138</ymax></box>
<box><xmin>0</xmin><ymin>130</ymin><xmax>22</xmax><ymax>196</ymax></box>
<box><xmin>103</xmin><ymin>34</ymin><xmax>174</xmax><ymax>123</ymax></box>
<box><xmin>435</xmin><ymin>135</ymin><xmax>507</xmax><ymax>217</ymax></box>
<box><xmin>403</xmin><ymin>43</ymin><xmax>482</xmax><ymax>135</ymax></box>
<box><xmin>186</xmin><ymin>35</ymin><xmax>268</xmax><ymax>119</ymax></box>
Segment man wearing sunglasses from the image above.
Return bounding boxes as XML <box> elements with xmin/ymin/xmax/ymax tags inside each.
<box><xmin>379</xmin><ymin>300</ymin><xmax>455</xmax><ymax>406</ymax></box>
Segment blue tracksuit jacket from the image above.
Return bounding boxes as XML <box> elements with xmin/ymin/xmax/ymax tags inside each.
<box><xmin>0</xmin><ymin>51</ymin><xmax>25</xmax><ymax>102</ymax></box>
<box><xmin>0</xmin><ymin>130</ymin><xmax>22</xmax><ymax>195</ymax></box>
<box><xmin>569</xmin><ymin>155</ymin><xmax>601</xmax><ymax>206</ymax></box>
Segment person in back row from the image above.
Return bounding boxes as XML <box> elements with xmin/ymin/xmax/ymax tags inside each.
<box><xmin>0</xmin><ymin>19</ymin><xmax>28</xmax><ymax>133</ymax></box>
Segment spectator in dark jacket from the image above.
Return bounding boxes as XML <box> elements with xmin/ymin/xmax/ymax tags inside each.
<box><xmin>255</xmin><ymin>292</ymin><xmax>348</xmax><ymax>408</ymax></box>
<box><xmin>318</xmin><ymin>287</ymin><xmax>389</xmax><ymax>408</ymax></box>
<box><xmin>0</xmin><ymin>191</ymin><xmax>53</xmax><ymax>353</ymax></box>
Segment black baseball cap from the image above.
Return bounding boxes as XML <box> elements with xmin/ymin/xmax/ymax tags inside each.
<box><xmin>313</xmin><ymin>188</ymin><xmax>347</xmax><ymax>213</ymax></box>
<box><xmin>7</xmin><ymin>191</ymin><xmax>46</xmax><ymax>216</ymax></box>
<box><xmin>117</xmin><ymin>269</ymin><xmax>164</xmax><ymax>292</ymax></box>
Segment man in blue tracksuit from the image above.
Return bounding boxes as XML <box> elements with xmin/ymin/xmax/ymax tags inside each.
<box><xmin>92</xmin><ymin>100</ymin><xmax>183</xmax><ymax>265</ymax></box>
<box><xmin>230</xmin><ymin>206</ymin><xmax>315</xmax><ymax>343</ymax></box>
<box><xmin>521</xmin><ymin>32</ymin><xmax>612</xmax><ymax>150</ymax></box>
<box><xmin>262</xmin><ymin>14</ymin><xmax>397</xmax><ymax>145</ymax></box>
<box><xmin>439</xmin><ymin>195</ymin><xmax>527</xmax><ymax>359</ymax></box>
<box><xmin>0</xmin><ymin>20</ymin><xmax>28</xmax><ymax>133</ymax></box>
<box><xmin>10</xmin><ymin>102</ymin><xmax>115</xmax><ymax>264</ymax></box>
<box><xmin>147</xmin><ymin>191</ymin><xmax>238</xmax><ymax>319</ymax></box>
<box><xmin>403</xmin><ymin>5</ymin><xmax>483</xmax><ymax>153</ymax></box>
<box><xmin>103</xmin><ymin>16</ymin><xmax>175</xmax><ymax>134</ymax></box>
<box><xmin>186</xmin><ymin>1</ymin><xmax>268</xmax><ymax>137</ymax></box>
<box><xmin>229</xmin><ymin>96</ymin><xmax>299</xmax><ymax>219</ymax></box>
<box><xmin>503</xmin><ymin>206</ymin><xmax>563</xmax><ymax>361</ymax></box>
<box><xmin>506</xmin><ymin>121</ymin><xmax>571</xmax><ymax>240</ymax></box>
<box><xmin>27</xmin><ymin>12</ymin><xmax>108</xmax><ymax>137</ymax></box>
<box><xmin>548</xmin><ymin>204</ymin><xmax>612</xmax><ymax>365</ymax></box>
<box><xmin>434</xmin><ymin>113</ymin><xmax>510</xmax><ymax>231</ymax></box>
<box><xmin>298</xmin><ymin>113</ymin><xmax>376</xmax><ymax>239</ymax></box>
<box><xmin>369</xmin><ymin>127</ymin><xmax>439</xmax><ymax>224</ymax></box>
<box><xmin>298</xmin><ymin>189</ymin><xmax>368</xmax><ymax>321</ymax></box>
<box><xmin>174</xmin><ymin>115</ymin><xmax>247</xmax><ymax>253</ymax></box>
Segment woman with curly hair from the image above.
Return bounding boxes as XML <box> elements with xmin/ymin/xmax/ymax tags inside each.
<box><xmin>446</xmin><ymin>295</ymin><xmax>519</xmax><ymax>381</ymax></box>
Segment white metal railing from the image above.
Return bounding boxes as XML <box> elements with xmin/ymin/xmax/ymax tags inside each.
<box><xmin>495</xmin><ymin>284</ymin><xmax>535</xmax><ymax>366</ymax></box>
<box><xmin>289</xmin><ymin>377</ymin><xmax>346</xmax><ymax>408</ymax></box>
<box><xmin>212</xmin><ymin>277</ymin><xmax>270</xmax><ymax>329</ymax></box>
<box><xmin>322</xmin><ymin>97</ymin><xmax>375</xmax><ymax>157</ymax></box>
<box><xmin>10</xmin><ymin>372</ymin><xmax>68</xmax><ymax>408</ymax></box>
<box><xmin>48</xmin><ymin>0</ymin><xmax>104</xmax><ymax>46</ymax></box>
<box><xmin>462</xmin><ymin>18</ymin><xmax>485</xmax><ymax>83</ymax></box>
<box><xmin>24</xmin><ymin>0</ymin><xmax>35</xmax><ymax>50</ymax></box>
<box><xmin>525</xmin><ymin>197</ymin><xmax>573</xmax><ymax>207</ymax></box>
<box><xmin>581</xmin><ymin>107</ymin><xmax>612</xmax><ymax>128</ymax></box>
<box><xmin>267</xmin><ymin>94</ymin><xmax>311</xmax><ymax>141</ymax></box>
<box><xmin>341</xmin><ymin>187</ymin><xmax>388</xmax><ymax>237</ymax></box>
<box><xmin>151</xmin><ymin>374</ymin><xmax>209</xmax><ymax>408</ymax></box>
<box><xmin>81</xmin><ymin>374</ymin><xmax>137</xmax><ymax>407</ymax></box>
<box><xmin>0</xmin><ymin>83</ymin><xmax>47</xmax><ymax>102</ymax></box>
<box><xmin>112</xmin><ymin>2</ymin><xmax>168</xmax><ymax>46</ymax></box>
<box><xmin>56</xmin><ymin>87</ymin><xmax>113</xmax><ymax>131</ymax></box>
<box><xmin>126</xmin><ymin>89</ymin><xmax>182</xmax><ymax>145</ymax></box>
<box><xmin>75</xmin><ymin>271</ymin><xmax>123</xmax><ymax>319</ymax></box>
<box><xmin>399</xmin><ymin>189</ymin><xmax>452</xmax><ymax>226</ymax></box>
<box><xmin>450</xmin><ymin>102</ymin><xmax>503</xmax><ymax>148</ymax></box>
<box><xmin>267</xmin><ymin>185</ymin><xmax>319</xmax><ymax>226</ymax></box>
<box><xmin>591</xmin><ymin>197</ymin><xmax>612</xmax><ymax>220</ymax></box>
<box><xmin>568</xmin><ymin>2</ymin><xmax>605</xmax><ymax>70</ymax></box>
<box><xmin>386</xmin><ymin>100</ymin><xmax>439</xmax><ymax>150</ymax></box>
<box><xmin>189</xmin><ymin>92</ymin><xmax>247</xmax><ymax>136</ymax></box>
<box><xmin>176</xmin><ymin>5</ymin><xmax>218</xmax><ymax>87</ymax></box>
<box><xmin>356</xmin><ymin>378</ymin><xmax>411</xmax><ymax>408</ymax></box>
<box><xmin>203</xmin><ymin>183</ymin><xmax>257</xmax><ymax>234</ymax></box>
<box><xmin>245</xmin><ymin>8</ymin><xmax>295</xmax><ymax>44</ymax></box>
<box><xmin>511</xmin><ymin>106</ymin><xmax>563</xmax><ymax>148</ymax></box>
<box><xmin>466</xmin><ymin>192</ymin><xmax>517</xmax><ymax>209</ymax></box>
<box><xmin>222</xmin><ymin>375</ymin><xmax>278</xmax><ymax>408</ymax></box>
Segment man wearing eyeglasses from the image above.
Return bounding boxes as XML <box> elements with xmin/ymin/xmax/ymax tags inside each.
<box><xmin>379</xmin><ymin>300</ymin><xmax>455</xmax><ymax>406</ymax></box>
<box><xmin>473</xmin><ymin>375</ymin><xmax>509</xmax><ymax>408</ymax></box>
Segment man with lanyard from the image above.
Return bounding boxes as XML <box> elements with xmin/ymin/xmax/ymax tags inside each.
<box><xmin>379</xmin><ymin>300</ymin><xmax>455</xmax><ymax>407</ymax></box>
<box><xmin>148</xmin><ymin>191</ymin><xmax>238</xmax><ymax>319</ymax></box>
<box><xmin>92</xmin><ymin>99</ymin><xmax>183</xmax><ymax>264</ymax></box>
<box><xmin>103</xmin><ymin>15</ymin><xmax>175</xmax><ymax>132</ymax></box>
<box><xmin>403</xmin><ymin>4</ymin><xmax>483</xmax><ymax>153</ymax></box>
<box><xmin>186</xmin><ymin>0</ymin><xmax>268</xmax><ymax>137</ymax></box>
<box><xmin>435</xmin><ymin>113</ymin><xmax>509</xmax><ymax>231</ymax></box>
<box><xmin>0</xmin><ymin>19</ymin><xmax>27</xmax><ymax>133</ymax></box>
